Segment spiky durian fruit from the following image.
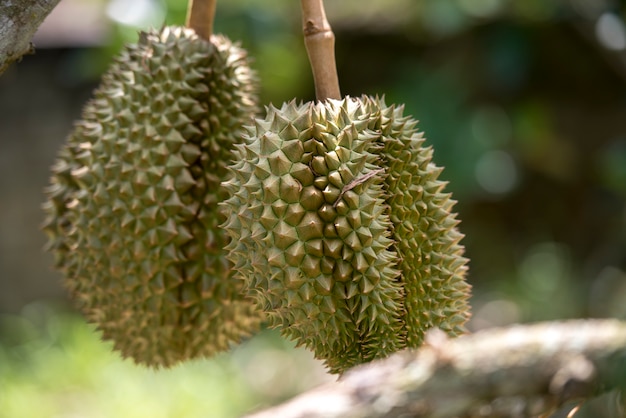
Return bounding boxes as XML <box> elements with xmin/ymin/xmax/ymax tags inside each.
<box><xmin>42</xmin><ymin>26</ymin><xmax>262</xmax><ymax>367</ymax></box>
<box><xmin>222</xmin><ymin>96</ymin><xmax>470</xmax><ymax>373</ymax></box>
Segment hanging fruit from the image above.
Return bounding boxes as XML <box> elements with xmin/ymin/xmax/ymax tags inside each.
<box><xmin>42</xmin><ymin>0</ymin><xmax>262</xmax><ymax>367</ymax></box>
<box><xmin>221</xmin><ymin>0</ymin><xmax>471</xmax><ymax>374</ymax></box>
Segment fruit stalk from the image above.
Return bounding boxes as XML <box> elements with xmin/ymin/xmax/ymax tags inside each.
<box><xmin>186</xmin><ymin>0</ymin><xmax>217</xmax><ymax>40</ymax></box>
<box><xmin>300</xmin><ymin>0</ymin><xmax>341</xmax><ymax>100</ymax></box>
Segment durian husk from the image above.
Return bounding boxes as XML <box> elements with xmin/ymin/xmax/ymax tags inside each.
<box><xmin>222</xmin><ymin>96</ymin><xmax>471</xmax><ymax>374</ymax></box>
<box><xmin>42</xmin><ymin>26</ymin><xmax>263</xmax><ymax>367</ymax></box>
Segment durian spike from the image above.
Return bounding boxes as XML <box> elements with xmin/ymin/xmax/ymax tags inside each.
<box><xmin>300</xmin><ymin>0</ymin><xmax>341</xmax><ymax>100</ymax></box>
<box><xmin>186</xmin><ymin>0</ymin><xmax>216</xmax><ymax>40</ymax></box>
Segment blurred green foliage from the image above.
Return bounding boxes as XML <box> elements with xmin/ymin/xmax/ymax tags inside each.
<box><xmin>0</xmin><ymin>303</ymin><xmax>329</xmax><ymax>418</ymax></box>
<box><xmin>1</xmin><ymin>0</ymin><xmax>626</xmax><ymax>416</ymax></box>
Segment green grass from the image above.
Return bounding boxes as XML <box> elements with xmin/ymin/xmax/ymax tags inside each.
<box><xmin>0</xmin><ymin>302</ymin><xmax>331</xmax><ymax>418</ymax></box>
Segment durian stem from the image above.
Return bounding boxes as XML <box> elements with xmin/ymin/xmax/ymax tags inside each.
<box><xmin>300</xmin><ymin>0</ymin><xmax>341</xmax><ymax>101</ymax></box>
<box><xmin>186</xmin><ymin>0</ymin><xmax>216</xmax><ymax>41</ymax></box>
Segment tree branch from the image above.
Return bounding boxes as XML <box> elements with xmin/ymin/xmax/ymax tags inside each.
<box><xmin>245</xmin><ymin>320</ymin><xmax>626</xmax><ymax>418</ymax></box>
<box><xmin>0</xmin><ymin>0</ymin><xmax>62</xmax><ymax>75</ymax></box>
<box><xmin>300</xmin><ymin>0</ymin><xmax>341</xmax><ymax>101</ymax></box>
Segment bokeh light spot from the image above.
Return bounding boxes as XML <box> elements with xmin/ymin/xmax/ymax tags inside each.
<box><xmin>475</xmin><ymin>150</ymin><xmax>517</xmax><ymax>194</ymax></box>
<box><xmin>106</xmin><ymin>0</ymin><xmax>165</xmax><ymax>28</ymax></box>
<box><xmin>595</xmin><ymin>12</ymin><xmax>626</xmax><ymax>51</ymax></box>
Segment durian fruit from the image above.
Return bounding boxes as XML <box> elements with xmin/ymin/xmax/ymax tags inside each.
<box><xmin>222</xmin><ymin>96</ymin><xmax>470</xmax><ymax>374</ymax></box>
<box><xmin>42</xmin><ymin>26</ymin><xmax>262</xmax><ymax>367</ymax></box>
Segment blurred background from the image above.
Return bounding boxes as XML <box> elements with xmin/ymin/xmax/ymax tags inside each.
<box><xmin>1</xmin><ymin>0</ymin><xmax>625</xmax><ymax>416</ymax></box>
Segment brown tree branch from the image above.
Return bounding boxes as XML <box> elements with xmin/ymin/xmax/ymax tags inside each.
<box><xmin>300</xmin><ymin>0</ymin><xmax>341</xmax><ymax>101</ymax></box>
<box><xmin>245</xmin><ymin>320</ymin><xmax>626</xmax><ymax>418</ymax></box>
<box><xmin>185</xmin><ymin>0</ymin><xmax>216</xmax><ymax>41</ymax></box>
<box><xmin>0</xmin><ymin>0</ymin><xmax>62</xmax><ymax>75</ymax></box>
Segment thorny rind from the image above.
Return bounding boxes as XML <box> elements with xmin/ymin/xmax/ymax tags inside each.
<box><xmin>222</xmin><ymin>96</ymin><xmax>471</xmax><ymax>374</ymax></box>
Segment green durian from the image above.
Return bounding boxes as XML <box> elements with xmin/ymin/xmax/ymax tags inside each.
<box><xmin>42</xmin><ymin>26</ymin><xmax>262</xmax><ymax>367</ymax></box>
<box><xmin>222</xmin><ymin>96</ymin><xmax>471</xmax><ymax>374</ymax></box>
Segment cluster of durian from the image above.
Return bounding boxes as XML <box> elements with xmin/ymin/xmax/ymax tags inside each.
<box><xmin>43</xmin><ymin>26</ymin><xmax>261</xmax><ymax>367</ymax></box>
<box><xmin>43</xmin><ymin>24</ymin><xmax>471</xmax><ymax>374</ymax></box>
<box><xmin>222</xmin><ymin>97</ymin><xmax>470</xmax><ymax>373</ymax></box>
